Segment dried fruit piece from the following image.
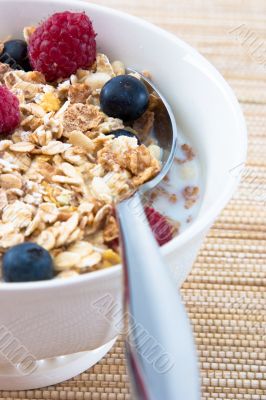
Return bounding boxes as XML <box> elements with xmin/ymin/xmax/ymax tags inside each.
<box><xmin>40</xmin><ymin>93</ymin><xmax>61</xmax><ymax>112</ymax></box>
<box><xmin>102</xmin><ymin>249</ymin><xmax>121</xmax><ymax>265</ymax></box>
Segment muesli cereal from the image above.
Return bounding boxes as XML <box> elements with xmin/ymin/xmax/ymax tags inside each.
<box><xmin>0</xmin><ymin>11</ymin><xmax>200</xmax><ymax>282</ymax></box>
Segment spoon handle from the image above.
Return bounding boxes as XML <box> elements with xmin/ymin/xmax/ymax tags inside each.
<box><xmin>116</xmin><ymin>192</ymin><xmax>200</xmax><ymax>400</ymax></box>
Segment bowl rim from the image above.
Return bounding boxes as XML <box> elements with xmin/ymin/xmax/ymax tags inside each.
<box><xmin>0</xmin><ymin>0</ymin><xmax>247</xmax><ymax>291</ymax></box>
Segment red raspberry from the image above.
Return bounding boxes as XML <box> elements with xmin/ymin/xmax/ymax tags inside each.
<box><xmin>0</xmin><ymin>86</ymin><xmax>20</xmax><ymax>136</ymax></box>
<box><xmin>145</xmin><ymin>207</ymin><xmax>174</xmax><ymax>246</ymax></box>
<box><xmin>106</xmin><ymin>208</ymin><xmax>173</xmax><ymax>249</ymax></box>
<box><xmin>28</xmin><ymin>11</ymin><xmax>97</xmax><ymax>82</ymax></box>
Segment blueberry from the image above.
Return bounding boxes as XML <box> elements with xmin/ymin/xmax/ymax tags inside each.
<box><xmin>1</xmin><ymin>40</ymin><xmax>31</xmax><ymax>71</ymax></box>
<box><xmin>109</xmin><ymin>129</ymin><xmax>141</xmax><ymax>144</ymax></box>
<box><xmin>2</xmin><ymin>242</ymin><xmax>54</xmax><ymax>282</ymax></box>
<box><xmin>100</xmin><ymin>75</ymin><xmax>149</xmax><ymax>121</ymax></box>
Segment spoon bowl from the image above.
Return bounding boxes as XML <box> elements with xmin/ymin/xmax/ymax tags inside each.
<box><xmin>127</xmin><ymin>69</ymin><xmax>178</xmax><ymax>193</ymax></box>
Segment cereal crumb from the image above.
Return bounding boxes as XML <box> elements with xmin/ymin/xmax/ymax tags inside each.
<box><xmin>63</xmin><ymin>103</ymin><xmax>104</xmax><ymax>134</ymax></box>
<box><xmin>68</xmin><ymin>83</ymin><xmax>91</xmax><ymax>104</ymax></box>
<box><xmin>186</xmin><ymin>215</ymin><xmax>193</xmax><ymax>223</ymax></box>
<box><xmin>142</xmin><ymin>70</ymin><xmax>152</xmax><ymax>79</ymax></box>
<box><xmin>133</xmin><ymin>110</ymin><xmax>154</xmax><ymax>141</ymax></box>
<box><xmin>182</xmin><ymin>186</ymin><xmax>200</xmax><ymax>209</ymax></box>
<box><xmin>23</xmin><ymin>26</ymin><xmax>36</xmax><ymax>43</ymax></box>
<box><xmin>175</xmin><ymin>143</ymin><xmax>195</xmax><ymax>164</ymax></box>
<box><xmin>0</xmin><ymin>63</ymin><xmax>11</xmax><ymax>84</ymax></box>
<box><xmin>182</xmin><ymin>144</ymin><xmax>195</xmax><ymax>161</ymax></box>
<box><xmin>169</xmin><ymin>194</ymin><xmax>178</xmax><ymax>203</ymax></box>
<box><xmin>112</xmin><ymin>60</ymin><xmax>125</xmax><ymax>76</ymax></box>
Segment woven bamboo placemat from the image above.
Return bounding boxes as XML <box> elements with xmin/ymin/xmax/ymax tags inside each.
<box><xmin>1</xmin><ymin>0</ymin><xmax>266</xmax><ymax>399</ymax></box>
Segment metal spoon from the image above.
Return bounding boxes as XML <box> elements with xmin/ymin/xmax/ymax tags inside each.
<box><xmin>116</xmin><ymin>71</ymin><xmax>200</xmax><ymax>400</ymax></box>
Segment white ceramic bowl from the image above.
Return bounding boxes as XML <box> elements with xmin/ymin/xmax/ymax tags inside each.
<box><xmin>0</xmin><ymin>0</ymin><xmax>247</xmax><ymax>390</ymax></box>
